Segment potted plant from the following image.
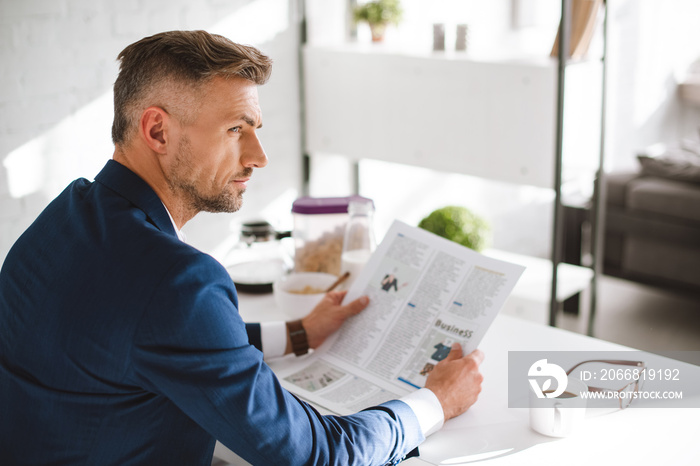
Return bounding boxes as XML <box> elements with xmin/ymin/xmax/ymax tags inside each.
<box><xmin>418</xmin><ymin>206</ymin><xmax>491</xmax><ymax>252</ymax></box>
<box><xmin>353</xmin><ymin>0</ymin><xmax>403</xmax><ymax>43</ymax></box>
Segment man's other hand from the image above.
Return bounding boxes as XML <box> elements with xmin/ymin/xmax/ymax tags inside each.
<box><xmin>301</xmin><ymin>291</ymin><xmax>369</xmax><ymax>349</ymax></box>
<box><xmin>425</xmin><ymin>343</ymin><xmax>484</xmax><ymax>421</ymax></box>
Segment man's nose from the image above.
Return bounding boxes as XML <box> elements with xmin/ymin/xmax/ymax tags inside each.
<box><xmin>242</xmin><ymin>131</ymin><xmax>268</xmax><ymax>168</ymax></box>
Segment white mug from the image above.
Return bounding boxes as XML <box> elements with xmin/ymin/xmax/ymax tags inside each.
<box><xmin>529</xmin><ymin>377</ymin><xmax>587</xmax><ymax>437</ymax></box>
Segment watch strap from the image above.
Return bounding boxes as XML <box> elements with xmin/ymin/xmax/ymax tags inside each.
<box><xmin>286</xmin><ymin>319</ymin><xmax>309</xmax><ymax>356</ymax></box>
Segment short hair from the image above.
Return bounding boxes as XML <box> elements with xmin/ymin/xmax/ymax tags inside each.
<box><xmin>112</xmin><ymin>30</ymin><xmax>272</xmax><ymax>145</ymax></box>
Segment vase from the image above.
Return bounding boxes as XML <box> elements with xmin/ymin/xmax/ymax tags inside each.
<box><xmin>369</xmin><ymin>22</ymin><xmax>387</xmax><ymax>42</ymax></box>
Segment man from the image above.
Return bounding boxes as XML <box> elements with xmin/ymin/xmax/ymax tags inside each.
<box><xmin>0</xmin><ymin>31</ymin><xmax>484</xmax><ymax>465</ymax></box>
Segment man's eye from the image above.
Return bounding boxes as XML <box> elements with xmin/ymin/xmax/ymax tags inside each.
<box><xmin>229</xmin><ymin>127</ymin><xmax>241</xmax><ymax>133</ymax></box>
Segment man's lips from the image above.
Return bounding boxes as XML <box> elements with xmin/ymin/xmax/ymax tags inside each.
<box><xmin>233</xmin><ymin>177</ymin><xmax>250</xmax><ymax>185</ymax></box>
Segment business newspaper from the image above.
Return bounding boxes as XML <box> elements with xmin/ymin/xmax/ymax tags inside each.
<box><xmin>268</xmin><ymin>220</ymin><xmax>526</xmax><ymax>415</ymax></box>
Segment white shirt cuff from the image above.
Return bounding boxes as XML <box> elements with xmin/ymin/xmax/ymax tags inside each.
<box><xmin>399</xmin><ymin>388</ymin><xmax>445</xmax><ymax>437</ymax></box>
<box><xmin>260</xmin><ymin>321</ymin><xmax>287</xmax><ymax>359</ymax></box>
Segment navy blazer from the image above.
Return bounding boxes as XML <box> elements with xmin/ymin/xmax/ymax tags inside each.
<box><xmin>0</xmin><ymin>160</ymin><xmax>423</xmax><ymax>465</ymax></box>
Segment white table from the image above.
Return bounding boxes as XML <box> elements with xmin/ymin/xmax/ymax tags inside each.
<box><xmin>215</xmin><ymin>292</ymin><xmax>700</xmax><ymax>466</ymax></box>
<box><xmin>409</xmin><ymin>314</ymin><xmax>700</xmax><ymax>466</ymax></box>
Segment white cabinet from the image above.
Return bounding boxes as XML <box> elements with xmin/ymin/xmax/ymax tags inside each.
<box><xmin>304</xmin><ymin>44</ymin><xmax>601</xmax><ymax>190</ymax></box>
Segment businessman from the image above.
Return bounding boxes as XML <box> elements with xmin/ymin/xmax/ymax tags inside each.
<box><xmin>0</xmin><ymin>30</ymin><xmax>484</xmax><ymax>465</ymax></box>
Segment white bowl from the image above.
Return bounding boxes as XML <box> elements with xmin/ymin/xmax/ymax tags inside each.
<box><xmin>273</xmin><ymin>272</ymin><xmax>337</xmax><ymax>319</ymax></box>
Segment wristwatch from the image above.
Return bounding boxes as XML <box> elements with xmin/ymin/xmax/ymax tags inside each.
<box><xmin>286</xmin><ymin>319</ymin><xmax>309</xmax><ymax>356</ymax></box>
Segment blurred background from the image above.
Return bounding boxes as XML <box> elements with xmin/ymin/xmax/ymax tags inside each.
<box><xmin>1</xmin><ymin>0</ymin><xmax>699</xmax><ymax>352</ymax></box>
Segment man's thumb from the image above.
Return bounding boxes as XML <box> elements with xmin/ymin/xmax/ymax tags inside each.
<box><xmin>345</xmin><ymin>295</ymin><xmax>369</xmax><ymax>315</ymax></box>
<box><xmin>445</xmin><ymin>342</ymin><xmax>463</xmax><ymax>360</ymax></box>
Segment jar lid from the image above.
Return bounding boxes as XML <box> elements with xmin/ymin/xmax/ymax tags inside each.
<box><xmin>292</xmin><ymin>195</ymin><xmax>373</xmax><ymax>214</ymax></box>
<box><xmin>240</xmin><ymin>220</ymin><xmax>275</xmax><ymax>242</ymax></box>
<box><xmin>348</xmin><ymin>197</ymin><xmax>374</xmax><ymax>214</ymax></box>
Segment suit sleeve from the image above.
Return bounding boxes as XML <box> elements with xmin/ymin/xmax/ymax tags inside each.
<box><xmin>245</xmin><ymin>323</ymin><xmax>262</xmax><ymax>352</ymax></box>
<box><xmin>129</xmin><ymin>252</ymin><xmax>424</xmax><ymax>466</ymax></box>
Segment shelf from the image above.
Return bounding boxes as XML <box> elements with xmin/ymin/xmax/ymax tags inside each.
<box><xmin>484</xmin><ymin>249</ymin><xmax>593</xmax><ymax>303</ymax></box>
<box><xmin>304</xmin><ymin>42</ymin><xmax>560</xmax><ymax>66</ymax></box>
<box><xmin>484</xmin><ymin>249</ymin><xmax>594</xmax><ymax>324</ymax></box>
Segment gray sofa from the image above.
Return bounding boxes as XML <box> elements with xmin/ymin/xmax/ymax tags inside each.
<box><xmin>603</xmin><ymin>170</ymin><xmax>700</xmax><ymax>292</ymax></box>
<box><xmin>562</xmin><ymin>138</ymin><xmax>700</xmax><ymax>308</ymax></box>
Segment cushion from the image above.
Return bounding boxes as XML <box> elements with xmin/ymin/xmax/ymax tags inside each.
<box><xmin>637</xmin><ymin>140</ymin><xmax>700</xmax><ymax>184</ymax></box>
<box><xmin>627</xmin><ymin>177</ymin><xmax>700</xmax><ymax>223</ymax></box>
<box><xmin>604</xmin><ymin>171</ymin><xmax>639</xmax><ymax>208</ymax></box>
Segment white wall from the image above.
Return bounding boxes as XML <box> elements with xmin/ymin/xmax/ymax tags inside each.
<box><xmin>606</xmin><ymin>0</ymin><xmax>700</xmax><ymax>171</ymax></box>
<box><xmin>0</xmin><ymin>0</ymin><xmax>302</xmax><ymax>263</ymax></box>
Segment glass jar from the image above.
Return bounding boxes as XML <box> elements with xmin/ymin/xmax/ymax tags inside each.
<box><xmin>223</xmin><ymin>220</ymin><xmax>293</xmax><ymax>293</ymax></box>
<box><xmin>340</xmin><ymin>197</ymin><xmax>376</xmax><ymax>289</ymax></box>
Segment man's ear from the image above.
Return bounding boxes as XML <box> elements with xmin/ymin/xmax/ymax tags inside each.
<box><xmin>139</xmin><ymin>107</ymin><xmax>170</xmax><ymax>154</ymax></box>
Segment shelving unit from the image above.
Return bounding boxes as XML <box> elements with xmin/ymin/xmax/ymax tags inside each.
<box><xmin>298</xmin><ymin>1</ymin><xmax>607</xmax><ymax>331</ymax></box>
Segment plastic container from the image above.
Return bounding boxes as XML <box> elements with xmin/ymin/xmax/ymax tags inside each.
<box><xmin>292</xmin><ymin>195</ymin><xmax>372</xmax><ymax>276</ymax></box>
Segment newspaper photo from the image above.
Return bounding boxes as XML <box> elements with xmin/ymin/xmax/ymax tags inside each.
<box><xmin>269</xmin><ymin>220</ymin><xmax>525</xmax><ymax>415</ymax></box>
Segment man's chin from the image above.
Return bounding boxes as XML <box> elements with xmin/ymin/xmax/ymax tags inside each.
<box><xmin>198</xmin><ymin>193</ymin><xmax>244</xmax><ymax>214</ymax></box>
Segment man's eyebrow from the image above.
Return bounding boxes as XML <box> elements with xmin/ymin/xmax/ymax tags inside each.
<box><xmin>241</xmin><ymin>115</ymin><xmax>263</xmax><ymax>129</ymax></box>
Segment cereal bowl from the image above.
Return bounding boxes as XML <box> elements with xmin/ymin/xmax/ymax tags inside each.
<box><xmin>273</xmin><ymin>272</ymin><xmax>337</xmax><ymax>319</ymax></box>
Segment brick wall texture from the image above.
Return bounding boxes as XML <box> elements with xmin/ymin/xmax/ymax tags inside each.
<box><xmin>0</xmin><ymin>0</ymin><xmax>301</xmax><ymax>263</ymax></box>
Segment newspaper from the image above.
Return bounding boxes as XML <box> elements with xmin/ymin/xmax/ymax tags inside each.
<box><xmin>269</xmin><ymin>220</ymin><xmax>525</xmax><ymax>416</ymax></box>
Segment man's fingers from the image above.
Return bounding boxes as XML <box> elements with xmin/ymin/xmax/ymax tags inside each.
<box><xmin>325</xmin><ymin>290</ymin><xmax>348</xmax><ymax>304</ymax></box>
<box><xmin>468</xmin><ymin>348</ymin><xmax>485</xmax><ymax>366</ymax></box>
<box><xmin>444</xmin><ymin>345</ymin><xmax>484</xmax><ymax>365</ymax></box>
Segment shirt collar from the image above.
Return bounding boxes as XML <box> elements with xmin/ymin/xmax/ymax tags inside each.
<box><xmin>161</xmin><ymin>203</ymin><xmax>187</xmax><ymax>243</ymax></box>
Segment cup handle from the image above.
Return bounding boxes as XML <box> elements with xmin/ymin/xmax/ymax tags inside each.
<box><xmin>553</xmin><ymin>402</ymin><xmax>564</xmax><ymax>433</ymax></box>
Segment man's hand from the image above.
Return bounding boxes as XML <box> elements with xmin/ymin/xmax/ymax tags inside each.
<box><xmin>300</xmin><ymin>291</ymin><xmax>369</xmax><ymax>349</ymax></box>
<box><xmin>425</xmin><ymin>343</ymin><xmax>484</xmax><ymax>421</ymax></box>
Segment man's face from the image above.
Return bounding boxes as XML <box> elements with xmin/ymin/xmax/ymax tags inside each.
<box><xmin>165</xmin><ymin>76</ymin><xmax>267</xmax><ymax>213</ymax></box>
